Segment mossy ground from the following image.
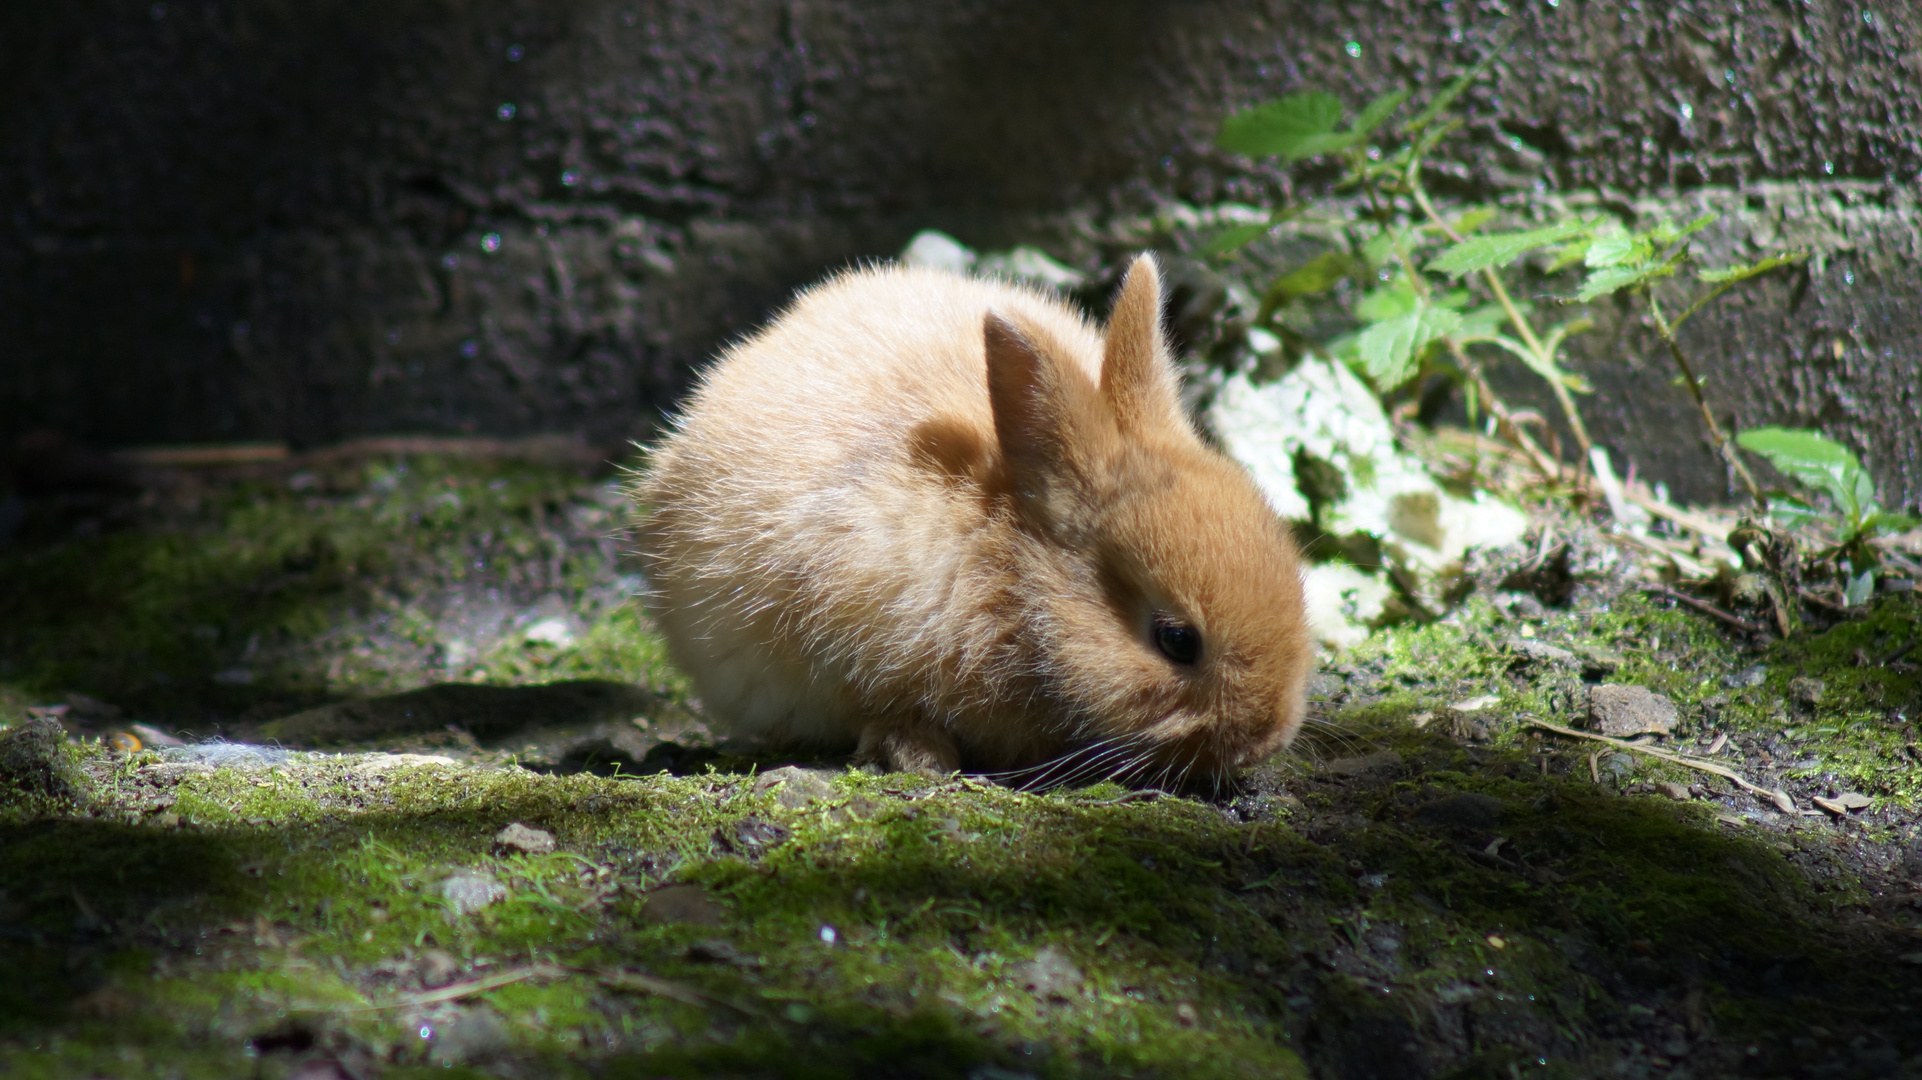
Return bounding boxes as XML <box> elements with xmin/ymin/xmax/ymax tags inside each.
<box><xmin>1</xmin><ymin>458</ymin><xmax>1919</xmax><ymax>1078</ymax></box>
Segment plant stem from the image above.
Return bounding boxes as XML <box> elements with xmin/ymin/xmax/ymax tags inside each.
<box><xmin>1643</xmin><ymin>294</ymin><xmax>1769</xmax><ymax>513</ymax></box>
<box><xmin>1406</xmin><ymin>172</ymin><xmax>1595</xmax><ymax>466</ymax></box>
<box><xmin>1445</xmin><ymin>340</ymin><xmax>1565</xmax><ymax>485</ymax></box>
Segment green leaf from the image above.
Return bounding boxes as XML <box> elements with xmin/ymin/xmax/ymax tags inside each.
<box><xmin>1544</xmin><ymin>239</ymin><xmax>1592</xmax><ymax>273</ymax></box>
<box><xmin>1651</xmin><ymin>212</ymin><xmax>1718</xmax><ymax>246</ymax></box>
<box><xmin>1583</xmin><ymin>229</ymin><xmax>1645</xmax><ymax>269</ymax></box>
<box><xmin>1866</xmin><ymin>510</ymin><xmax>1920</xmax><ymax>535</ymax></box>
<box><xmin>1844</xmin><ymin>568</ymin><xmax>1876</xmax><ymax>607</ymax></box>
<box><xmin>1360</xmin><ymin>228</ymin><xmax>1403</xmax><ymax>270</ymax></box>
<box><xmin>1452</xmin><ymin>207</ymin><xmax>1498</xmax><ymax>235</ymax></box>
<box><xmin>1201</xmin><ymin>222</ymin><xmax>1275</xmax><ymax>257</ymax></box>
<box><xmin>1355</xmin><ymin>304</ymin><xmax>1461</xmax><ymax>389</ymax></box>
<box><xmin>1576</xmin><ymin>263</ymin><xmax>1671</xmax><ymax>302</ymax></box>
<box><xmin>1425</xmin><ymin>220</ymin><xmax>1592</xmax><ymax>278</ymax></box>
<box><xmin>1697</xmin><ymin>252</ymin><xmax>1807</xmax><ymax>284</ymax></box>
<box><xmin>1270</xmin><ymin>250</ymin><xmax>1360</xmax><ymax>299</ymax></box>
<box><xmin>1735</xmin><ymin>427</ymin><xmax>1869</xmax><ymax>522</ymax></box>
<box><xmin>1350</xmin><ymin>89</ymin><xmax>1410</xmax><ymax>136</ymax></box>
<box><xmin>1219</xmin><ymin>91</ymin><xmax>1354</xmax><ymax>161</ymax></box>
<box><xmin>1354</xmin><ymin>280</ymin><xmax>1419</xmax><ymax>323</ymax></box>
<box><xmin>1767</xmin><ymin>501</ymin><xmax>1824</xmax><ymax>529</ymax></box>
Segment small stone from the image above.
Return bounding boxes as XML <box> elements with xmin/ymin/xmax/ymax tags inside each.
<box><xmin>1587</xmin><ymin>684</ymin><xmax>1678</xmax><ymax>737</ymax></box>
<box><xmin>418</xmin><ymin>1004</ymin><xmax>510</xmax><ymax>1066</ymax></box>
<box><xmin>722</xmin><ymin>815</ymin><xmax>790</xmax><ymax>857</ymax></box>
<box><xmin>438</xmin><ymin>872</ymin><xmax>507</xmax><ymax>919</ymax></box>
<box><xmin>0</xmin><ymin>716</ymin><xmax>88</xmax><ymax>806</ymax></box>
<box><xmin>1014</xmin><ymin>945</ymin><xmax>1083</xmax><ymax>1000</ymax></box>
<box><xmin>1574</xmin><ymin>645</ymin><xmax>1625</xmax><ymax>678</ymax></box>
<box><xmin>753</xmin><ymin>765</ymin><xmax>837</xmax><ymax>809</ymax></box>
<box><xmin>640</xmin><ymin>884</ymin><xmax>726</xmax><ymax>927</ymax></box>
<box><xmin>1655</xmin><ymin>782</ymin><xmax>1692</xmax><ymax>801</ymax></box>
<box><xmin>1508</xmin><ymin>639</ymin><xmax>1575</xmax><ymax>665</ymax></box>
<box><xmin>493</xmin><ymin>822</ymin><xmax>556</xmax><ymax>855</ymax></box>
<box><xmin>1722</xmin><ymin>664</ymin><xmax>1767</xmax><ymax>689</ymax></box>
<box><xmin>417</xmin><ymin>949</ymin><xmax>461</xmax><ymax>989</ymax></box>
<box><xmin>1788</xmin><ymin>676</ymin><xmax>1825</xmax><ymax>707</ymax></box>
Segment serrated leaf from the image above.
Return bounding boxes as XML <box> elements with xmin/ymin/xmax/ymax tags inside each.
<box><xmin>1201</xmin><ymin>222</ymin><xmax>1275</xmax><ymax>257</ymax></box>
<box><xmin>1219</xmin><ymin>91</ymin><xmax>1352</xmax><ymax>161</ymax></box>
<box><xmin>1356</xmin><ymin>304</ymin><xmax>1461</xmax><ymax>389</ymax></box>
<box><xmin>1545</xmin><ymin>239</ymin><xmax>1592</xmax><ymax>273</ymax></box>
<box><xmin>1453</xmin><ymin>207</ymin><xmax>1498</xmax><ymax>235</ymax></box>
<box><xmin>1844</xmin><ymin>569</ymin><xmax>1876</xmax><ymax>607</ymax></box>
<box><xmin>1697</xmin><ymin>252</ymin><xmax>1806</xmax><ymax>284</ymax></box>
<box><xmin>1425</xmin><ymin>220</ymin><xmax>1592</xmax><ymax>278</ymax></box>
<box><xmin>1735</xmin><ymin>427</ymin><xmax>1868</xmax><ymax>520</ymax></box>
<box><xmin>1351</xmin><ymin>89</ymin><xmax>1409</xmax><ymax>136</ymax></box>
<box><xmin>1584</xmin><ymin>229</ymin><xmax>1643</xmax><ymax>269</ymax></box>
<box><xmin>1576</xmin><ymin>263</ymin><xmax>1667</xmax><ymax>301</ymax></box>
<box><xmin>1652</xmin><ymin>212</ymin><xmax>1718</xmax><ymax>246</ymax></box>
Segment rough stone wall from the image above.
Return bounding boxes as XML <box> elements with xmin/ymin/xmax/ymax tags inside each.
<box><xmin>2</xmin><ymin>0</ymin><xmax>1917</xmax><ymax>505</ymax></box>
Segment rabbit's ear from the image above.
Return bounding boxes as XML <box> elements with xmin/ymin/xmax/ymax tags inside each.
<box><xmin>984</xmin><ymin>312</ymin><xmax>1109</xmax><ymax>521</ymax></box>
<box><xmin>1100</xmin><ymin>253</ymin><xmax>1182</xmax><ymax>432</ymax></box>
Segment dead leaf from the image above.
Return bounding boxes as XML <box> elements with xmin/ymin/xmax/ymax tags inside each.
<box><xmin>1811</xmin><ymin>792</ymin><xmax>1872</xmax><ymax>815</ymax></box>
<box><xmin>1766</xmin><ymin>789</ymin><xmax>1797</xmax><ymax>815</ymax></box>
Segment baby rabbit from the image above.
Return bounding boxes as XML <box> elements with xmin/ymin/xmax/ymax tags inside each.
<box><xmin>636</xmin><ymin>254</ymin><xmax>1311</xmax><ymax>787</ymax></box>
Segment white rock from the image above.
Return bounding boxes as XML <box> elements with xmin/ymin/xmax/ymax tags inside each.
<box><xmin>1302</xmin><ymin>563</ymin><xmax>1393</xmax><ymax>649</ymax></box>
<box><xmin>899</xmin><ymin>230</ymin><xmax>976</xmax><ymax>274</ymax></box>
<box><xmin>522</xmin><ymin>617</ymin><xmax>575</xmax><ymax>647</ymax></box>
<box><xmin>975</xmin><ymin>246</ymin><xmax>1085</xmax><ymax>290</ymax></box>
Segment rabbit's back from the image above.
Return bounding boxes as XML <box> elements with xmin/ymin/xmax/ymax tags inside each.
<box><xmin>638</xmin><ymin>267</ymin><xmax>1097</xmax><ymax>754</ymax></box>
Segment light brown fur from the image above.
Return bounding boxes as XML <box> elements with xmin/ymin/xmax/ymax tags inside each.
<box><xmin>635</xmin><ymin>255</ymin><xmax>1311</xmax><ymax>785</ymax></box>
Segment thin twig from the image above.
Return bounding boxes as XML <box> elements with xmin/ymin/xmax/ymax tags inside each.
<box><xmin>1644</xmin><ymin>295</ymin><xmax>1769</xmax><ymax>512</ymax></box>
<box><xmin>1522</xmin><ymin>718</ymin><xmax>1791</xmax><ymax>807</ymax></box>
<box><xmin>315</xmin><ymin>962</ymin><xmax>567</xmax><ymax>1013</ymax></box>
<box><xmin>1640</xmin><ymin>584</ymin><xmax>1770</xmax><ymax>634</ymax></box>
<box><xmin>1877</xmin><ymin>639</ymin><xmax>1919</xmax><ymax>667</ymax></box>
<box><xmin>1407</xmin><ymin>171</ymin><xmax>1594</xmax><ymax>466</ymax></box>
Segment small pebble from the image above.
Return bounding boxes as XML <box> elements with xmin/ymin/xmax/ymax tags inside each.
<box><xmin>493</xmin><ymin>822</ymin><xmax>556</xmax><ymax>855</ymax></box>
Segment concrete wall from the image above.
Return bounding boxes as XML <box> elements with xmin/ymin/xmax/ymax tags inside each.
<box><xmin>2</xmin><ymin>0</ymin><xmax>1917</xmax><ymax>505</ymax></box>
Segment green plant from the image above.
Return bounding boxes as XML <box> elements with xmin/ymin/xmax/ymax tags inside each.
<box><xmin>1209</xmin><ymin>33</ymin><xmax>1805</xmax><ymax>505</ymax></box>
<box><xmin>1735</xmin><ymin>427</ymin><xmax>1918</xmax><ymax>595</ymax></box>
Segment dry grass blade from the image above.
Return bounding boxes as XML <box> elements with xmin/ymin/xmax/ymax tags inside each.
<box><xmin>592</xmin><ymin>967</ymin><xmax>760</xmax><ymax>1016</ymax></box>
<box><xmin>1640</xmin><ymin>585</ymin><xmax>1770</xmax><ymax>634</ymax></box>
<box><xmin>317</xmin><ymin>961</ymin><xmax>570</xmax><ymax>1013</ymax></box>
<box><xmin>1523</xmin><ymin>718</ymin><xmax>1795</xmax><ymax>811</ymax></box>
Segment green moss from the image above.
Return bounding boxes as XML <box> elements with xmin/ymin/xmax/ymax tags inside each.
<box><xmin>0</xmin><ymin>457</ymin><xmax>676</xmax><ymax>718</ymax></box>
<box><xmin>6</xmin><ymin>459</ymin><xmax>1921</xmax><ymax>1075</ymax></box>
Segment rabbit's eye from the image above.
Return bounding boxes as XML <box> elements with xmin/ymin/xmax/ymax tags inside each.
<box><xmin>1152</xmin><ymin>615</ymin><xmax>1201</xmax><ymax>666</ymax></box>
